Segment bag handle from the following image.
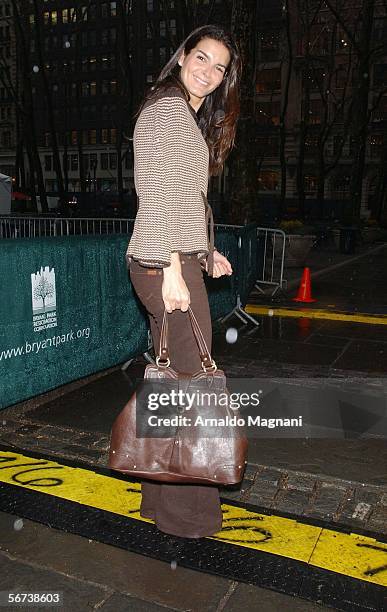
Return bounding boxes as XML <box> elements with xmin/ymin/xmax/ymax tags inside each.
<box><xmin>156</xmin><ymin>306</ymin><xmax>217</xmax><ymax>373</ymax></box>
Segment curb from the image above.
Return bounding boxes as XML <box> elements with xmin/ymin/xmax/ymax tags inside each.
<box><xmin>245</xmin><ymin>305</ymin><xmax>387</xmax><ymax>325</ymax></box>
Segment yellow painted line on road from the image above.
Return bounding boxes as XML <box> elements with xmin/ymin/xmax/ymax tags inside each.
<box><xmin>0</xmin><ymin>449</ymin><xmax>386</xmax><ymax>587</ymax></box>
<box><xmin>245</xmin><ymin>304</ymin><xmax>387</xmax><ymax>325</ymax></box>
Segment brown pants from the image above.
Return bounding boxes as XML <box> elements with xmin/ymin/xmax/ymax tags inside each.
<box><xmin>129</xmin><ymin>254</ymin><xmax>223</xmax><ymax>538</ymax></box>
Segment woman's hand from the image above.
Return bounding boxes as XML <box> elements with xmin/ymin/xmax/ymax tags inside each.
<box><xmin>206</xmin><ymin>250</ymin><xmax>233</xmax><ymax>278</ymax></box>
<box><xmin>162</xmin><ymin>253</ymin><xmax>190</xmax><ymax>312</ymax></box>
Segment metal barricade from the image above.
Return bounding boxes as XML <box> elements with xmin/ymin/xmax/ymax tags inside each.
<box><xmin>0</xmin><ymin>216</ymin><xmax>135</xmax><ymax>238</ymax></box>
<box><xmin>254</xmin><ymin>227</ymin><xmax>286</xmax><ymax>297</ymax></box>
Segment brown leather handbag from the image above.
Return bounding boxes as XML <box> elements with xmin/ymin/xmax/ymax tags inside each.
<box><xmin>108</xmin><ymin>307</ymin><xmax>248</xmax><ymax>485</ymax></box>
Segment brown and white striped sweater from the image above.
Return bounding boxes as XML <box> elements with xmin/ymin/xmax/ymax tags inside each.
<box><xmin>126</xmin><ymin>86</ymin><xmax>211</xmax><ymax>268</ymax></box>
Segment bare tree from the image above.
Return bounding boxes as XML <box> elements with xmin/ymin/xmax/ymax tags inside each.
<box><xmin>31</xmin><ymin>0</ymin><xmax>65</xmax><ymax>202</ymax></box>
<box><xmin>324</xmin><ymin>0</ymin><xmax>387</xmax><ymax>221</ymax></box>
<box><xmin>4</xmin><ymin>1</ymin><xmax>48</xmax><ymax>212</ymax></box>
<box><xmin>229</xmin><ymin>0</ymin><xmax>257</xmax><ymax>223</ymax></box>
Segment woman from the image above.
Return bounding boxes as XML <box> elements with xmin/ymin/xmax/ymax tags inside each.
<box><xmin>126</xmin><ymin>24</ymin><xmax>242</xmax><ymax>538</ymax></box>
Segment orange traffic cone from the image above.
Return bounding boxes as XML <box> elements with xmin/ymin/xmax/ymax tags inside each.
<box><xmin>293</xmin><ymin>267</ymin><xmax>316</xmax><ymax>303</ymax></box>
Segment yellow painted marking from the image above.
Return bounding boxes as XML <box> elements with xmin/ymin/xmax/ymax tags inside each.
<box><xmin>0</xmin><ymin>450</ymin><xmax>386</xmax><ymax>587</ymax></box>
<box><xmin>246</xmin><ymin>304</ymin><xmax>387</xmax><ymax>326</ymax></box>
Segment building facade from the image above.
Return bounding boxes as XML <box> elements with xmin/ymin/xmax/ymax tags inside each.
<box><xmin>1</xmin><ymin>0</ymin><xmax>229</xmax><ymax>209</ymax></box>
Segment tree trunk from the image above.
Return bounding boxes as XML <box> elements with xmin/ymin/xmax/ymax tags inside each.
<box><xmin>32</xmin><ymin>0</ymin><xmax>65</xmax><ymax>201</ymax></box>
<box><xmin>230</xmin><ymin>0</ymin><xmax>257</xmax><ymax>223</ymax></box>
<box><xmin>279</xmin><ymin>0</ymin><xmax>293</xmax><ymax>213</ymax></box>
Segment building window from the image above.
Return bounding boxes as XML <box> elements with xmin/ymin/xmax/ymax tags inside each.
<box><xmin>109</xmin><ymin>152</ymin><xmax>117</xmax><ymax>168</ymax></box>
<box><xmin>368</xmin><ymin>134</ymin><xmax>383</xmax><ymax>159</ymax></box>
<box><xmin>90</xmin><ymin>81</ymin><xmax>97</xmax><ymax>95</ymax></box>
<box><xmin>258</xmin><ymin>169</ymin><xmax>280</xmax><ymax>192</ymax></box>
<box><xmin>160</xmin><ymin>20</ymin><xmax>166</xmax><ymax>38</ymax></box>
<box><xmin>44</xmin><ymin>132</ymin><xmax>51</xmax><ymax>147</ymax></box>
<box><xmin>256</xmin><ymin>68</ymin><xmax>281</xmax><ymax>93</ymax></box>
<box><xmin>146</xmin><ymin>48</ymin><xmax>153</xmax><ymax>66</ymax></box>
<box><xmin>146</xmin><ymin>74</ymin><xmax>154</xmax><ymax>83</ymax></box>
<box><xmin>124</xmin><ymin>150</ymin><xmax>132</xmax><ymax>169</ymax></box>
<box><xmin>146</xmin><ymin>24</ymin><xmax>152</xmax><ymax>39</ymax></box>
<box><xmin>71</xmin><ymin>154</ymin><xmax>78</xmax><ymax>171</ymax></box>
<box><xmin>160</xmin><ymin>47</ymin><xmax>166</xmax><ymax>64</ymax></box>
<box><xmin>101</xmin><ymin>3</ymin><xmax>109</xmax><ymax>18</ymax></box>
<box><xmin>82</xmin><ymin>154</ymin><xmax>89</xmax><ymax>171</ymax></box>
<box><xmin>308</xmin><ymin>99</ymin><xmax>323</xmax><ymax>125</ymax></box>
<box><xmin>51</xmin><ymin>11</ymin><xmax>57</xmax><ymax>24</ymax></box>
<box><xmin>110</xmin><ymin>128</ymin><xmax>117</xmax><ymax>144</ymax></box>
<box><xmin>169</xmin><ymin>19</ymin><xmax>176</xmax><ymax>36</ymax></box>
<box><xmin>110</xmin><ymin>80</ymin><xmax>117</xmax><ymax>94</ymax></box>
<box><xmin>102</xmin><ymin>29</ymin><xmax>109</xmax><ymax>45</ymax></box>
<box><xmin>304</xmin><ymin>175</ymin><xmax>317</xmax><ymax>194</ymax></box>
<box><xmin>90</xmin><ymin>153</ymin><xmax>98</xmax><ymax>168</ymax></box>
<box><xmin>101</xmin><ymin>153</ymin><xmax>108</xmax><ymax>169</ymax></box>
<box><xmin>101</xmin><ymin>128</ymin><xmax>109</xmax><ymax>144</ymax></box>
<box><xmin>147</xmin><ymin>0</ymin><xmax>153</xmax><ymax>12</ymax></box>
<box><xmin>44</xmin><ymin>155</ymin><xmax>52</xmax><ymax>172</ymax></box>
<box><xmin>88</xmin><ymin>4</ymin><xmax>96</xmax><ymax>20</ymax></box>
<box><xmin>256</xmin><ymin>136</ymin><xmax>279</xmax><ymax>157</ymax></box>
<box><xmin>110</xmin><ymin>2</ymin><xmax>117</xmax><ymax>16</ymax></box>
<box><xmin>89</xmin><ymin>129</ymin><xmax>97</xmax><ymax>145</ymax></box>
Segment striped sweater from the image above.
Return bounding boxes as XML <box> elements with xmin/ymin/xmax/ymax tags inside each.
<box><xmin>126</xmin><ymin>86</ymin><xmax>211</xmax><ymax>268</ymax></box>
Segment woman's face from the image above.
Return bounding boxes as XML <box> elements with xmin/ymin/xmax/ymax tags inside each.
<box><xmin>178</xmin><ymin>37</ymin><xmax>231</xmax><ymax>111</ymax></box>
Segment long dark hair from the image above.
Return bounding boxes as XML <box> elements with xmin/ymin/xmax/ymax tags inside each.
<box><xmin>135</xmin><ymin>25</ymin><xmax>242</xmax><ymax>176</ymax></box>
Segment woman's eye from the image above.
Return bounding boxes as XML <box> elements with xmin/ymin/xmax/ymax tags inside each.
<box><xmin>197</xmin><ymin>55</ymin><xmax>205</xmax><ymax>61</ymax></box>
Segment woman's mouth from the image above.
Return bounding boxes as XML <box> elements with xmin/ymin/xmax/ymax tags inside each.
<box><xmin>193</xmin><ymin>75</ymin><xmax>209</xmax><ymax>87</ymax></box>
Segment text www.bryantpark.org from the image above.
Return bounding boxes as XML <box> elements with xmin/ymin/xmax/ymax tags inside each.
<box><xmin>0</xmin><ymin>328</ymin><xmax>91</xmax><ymax>361</ymax></box>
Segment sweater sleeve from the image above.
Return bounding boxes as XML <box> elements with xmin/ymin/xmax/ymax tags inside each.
<box><xmin>127</xmin><ymin>94</ymin><xmax>204</xmax><ymax>267</ymax></box>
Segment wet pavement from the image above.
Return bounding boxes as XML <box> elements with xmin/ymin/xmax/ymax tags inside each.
<box><xmin>254</xmin><ymin>243</ymin><xmax>387</xmax><ymax>315</ymax></box>
<box><xmin>0</xmin><ymin>239</ymin><xmax>386</xmax><ymax>610</ymax></box>
<box><xmin>0</xmin><ymin>510</ymin><xmax>327</xmax><ymax>612</ymax></box>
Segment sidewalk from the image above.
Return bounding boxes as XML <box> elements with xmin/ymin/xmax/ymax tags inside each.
<box><xmin>0</xmin><ymin>239</ymin><xmax>386</xmax><ymax>611</ymax></box>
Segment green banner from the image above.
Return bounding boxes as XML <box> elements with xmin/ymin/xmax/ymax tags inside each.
<box><xmin>0</xmin><ymin>235</ymin><xmax>149</xmax><ymax>409</ymax></box>
<box><xmin>0</xmin><ymin>227</ymin><xmax>259</xmax><ymax>409</ymax></box>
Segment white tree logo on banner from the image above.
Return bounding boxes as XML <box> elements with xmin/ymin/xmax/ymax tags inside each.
<box><xmin>31</xmin><ymin>267</ymin><xmax>58</xmax><ymax>332</ymax></box>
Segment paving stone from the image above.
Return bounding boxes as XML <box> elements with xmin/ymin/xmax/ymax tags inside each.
<box><xmin>340</xmin><ymin>488</ymin><xmax>382</xmax><ymax>523</ymax></box>
<box><xmin>253</xmin><ymin>467</ymin><xmax>284</xmax><ymax>487</ymax></box>
<box><xmin>305</xmin><ymin>485</ymin><xmax>346</xmax><ymax>520</ymax></box>
<box><xmin>0</xmin><ymin>511</ymin><xmax>232</xmax><ymax>611</ymax></box>
<box><xmin>248</xmin><ymin>489</ymin><xmax>278</xmax><ymax>508</ymax></box>
<box><xmin>367</xmin><ymin>505</ymin><xmax>387</xmax><ymax>532</ymax></box>
<box><xmin>285</xmin><ymin>474</ymin><xmax>316</xmax><ymax>492</ymax></box>
<box><xmin>11</xmin><ymin>423</ymin><xmax>43</xmax><ymax>436</ymax></box>
<box><xmin>274</xmin><ymin>489</ymin><xmax>312</xmax><ymax>515</ymax></box>
<box><xmin>0</xmin><ymin>550</ymin><xmax>107</xmax><ymax>610</ymax></box>
<box><xmin>224</xmin><ymin>582</ymin><xmax>326</xmax><ymax>612</ymax></box>
<box><xmin>99</xmin><ymin>592</ymin><xmax>177</xmax><ymax>611</ymax></box>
